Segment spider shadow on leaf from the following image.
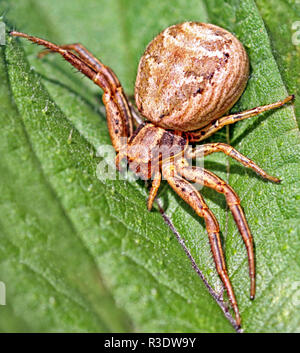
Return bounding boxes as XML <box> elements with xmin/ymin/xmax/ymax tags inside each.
<box><xmin>203</xmin><ymin>160</ymin><xmax>273</xmax><ymax>183</ymax></box>
<box><xmin>231</xmin><ymin>108</ymin><xmax>276</xmax><ymax>147</ymax></box>
<box><xmin>37</xmin><ymin>72</ymin><xmax>98</xmax><ymax>111</ymax></box>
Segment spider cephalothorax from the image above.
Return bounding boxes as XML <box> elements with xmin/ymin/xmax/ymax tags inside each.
<box><xmin>11</xmin><ymin>22</ymin><xmax>293</xmax><ymax>327</ymax></box>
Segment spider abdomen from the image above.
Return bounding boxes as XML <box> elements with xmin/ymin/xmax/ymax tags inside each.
<box><xmin>135</xmin><ymin>22</ymin><xmax>249</xmax><ymax>132</ymax></box>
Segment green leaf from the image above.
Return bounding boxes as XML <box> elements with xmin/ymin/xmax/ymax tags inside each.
<box><xmin>256</xmin><ymin>0</ymin><xmax>300</xmax><ymax>126</ymax></box>
<box><xmin>0</xmin><ymin>0</ymin><xmax>299</xmax><ymax>332</ymax></box>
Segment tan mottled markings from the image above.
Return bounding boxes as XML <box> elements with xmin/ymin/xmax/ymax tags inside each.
<box><xmin>135</xmin><ymin>22</ymin><xmax>249</xmax><ymax>131</ymax></box>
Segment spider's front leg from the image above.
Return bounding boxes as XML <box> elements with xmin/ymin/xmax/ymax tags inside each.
<box><xmin>187</xmin><ymin>143</ymin><xmax>281</xmax><ymax>183</ymax></box>
<box><xmin>162</xmin><ymin>160</ymin><xmax>241</xmax><ymax>326</ymax></box>
<box><xmin>177</xmin><ymin>160</ymin><xmax>255</xmax><ymax>300</ymax></box>
<box><xmin>10</xmin><ymin>31</ymin><xmax>135</xmax><ymax>152</ymax></box>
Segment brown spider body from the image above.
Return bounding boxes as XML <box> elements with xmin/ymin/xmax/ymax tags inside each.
<box><xmin>135</xmin><ymin>22</ymin><xmax>249</xmax><ymax>131</ymax></box>
<box><xmin>10</xmin><ymin>22</ymin><xmax>294</xmax><ymax>328</ymax></box>
<box><xmin>118</xmin><ymin>123</ymin><xmax>187</xmax><ymax>180</ymax></box>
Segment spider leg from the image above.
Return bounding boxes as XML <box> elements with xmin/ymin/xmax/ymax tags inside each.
<box><xmin>38</xmin><ymin>43</ymin><xmax>142</xmax><ymax>128</ymax></box>
<box><xmin>162</xmin><ymin>162</ymin><xmax>241</xmax><ymax>326</ymax></box>
<box><xmin>10</xmin><ymin>31</ymin><xmax>134</xmax><ymax>151</ymax></box>
<box><xmin>189</xmin><ymin>95</ymin><xmax>294</xmax><ymax>142</ymax></box>
<box><xmin>187</xmin><ymin>143</ymin><xmax>280</xmax><ymax>182</ymax></box>
<box><xmin>147</xmin><ymin>170</ymin><xmax>161</xmax><ymax>211</ymax></box>
<box><xmin>178</xmin><ymin>162</ymin><xmax>255</xmax><ymax>300</ymax></box>
<box><xmin>38</xmin><ymin>43</ymin><xmax>105</xmax><ymax>71</ymax></box>
<box><xmin>128</xmin><ymin>101</ymin><xmax>145</xmax><ymax>127</ymax></box>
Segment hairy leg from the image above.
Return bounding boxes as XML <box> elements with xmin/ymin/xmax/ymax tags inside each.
<box><xmin>147</xmin><ymin>170</ymin><xmax>161</xmax><ymax>211</ymax></box>
<box><xmin>38</xmin><ymin>43</ymin><xmax>140</xmax><ymax>131</ymax></box>
<box><xmin>178</xmin><ymin>160</ymin><xmax>255</xmax><ymax>299</ymax></box>
<box><xmin>187</xmin><ymin>142</ymin><xmax>280</xmax><ymax>182</ymax></box>
<box><xmin>188</xmin><ymin>95</ymin><xmax>294</xmax><ymax>142</ymax></box>
<box><xmin>10</xmin><ymin>31</ymin><xmax>134</xmax><ymax>151</ymax></box>
<box><xmin>162</xmin><ymin>162</ymin><xmax>241</xmax><ymax>326</ymax></box>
